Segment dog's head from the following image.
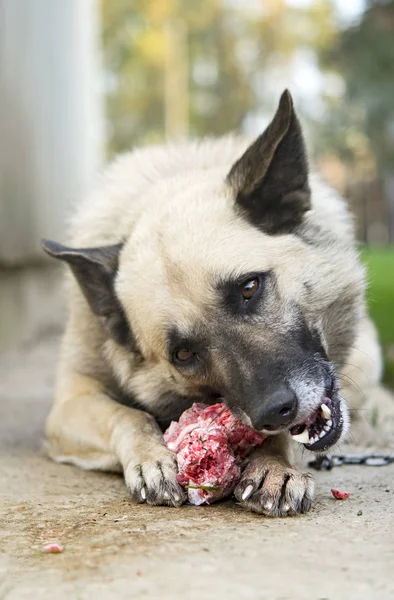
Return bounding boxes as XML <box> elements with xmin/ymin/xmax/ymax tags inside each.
<box><xmin>43</xmin><ymin>91</ymin><xmax>363</xmax><ymax>452</ymax></box>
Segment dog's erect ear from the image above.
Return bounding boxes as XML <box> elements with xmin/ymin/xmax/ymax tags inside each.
<box><xmin>227</xmin><ymin>90</ymin><xmax>311</xmax><ymax>234</ymax></box>
<box><xmin>42</xmin><ymin>239</ymin><xmax>131</xmax><ymax>346</ymax></box>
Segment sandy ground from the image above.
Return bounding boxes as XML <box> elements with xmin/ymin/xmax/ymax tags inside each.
<box><xmin>1</xmin><ymin>326</ymin><xmax>394</xmax><ymax>599</ymax></box>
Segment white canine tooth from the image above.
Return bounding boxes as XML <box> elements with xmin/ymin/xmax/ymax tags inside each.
<box><xmin>140</xmin><ymin>487</ymin><xmax>146</xmax><ymax>500</ymax></box>
<box><xmin>321</xmin><ymin>403</ymin><xmax>332</xmax><ymax>420</ymax></box>
<box><xmin>291</xmin><ymin>429</ymin><xmax>310</xmax><ymax>444</ymax></box>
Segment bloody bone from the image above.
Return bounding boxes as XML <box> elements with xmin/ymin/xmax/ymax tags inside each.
<box><xmin>164</xmin><ymin>403</ymin><xmax>265</xmax><ymax>505</ymax></box>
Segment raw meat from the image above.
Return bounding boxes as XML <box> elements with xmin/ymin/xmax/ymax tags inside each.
<box><xmin>164</xmin><ymin>403</ymin><xmax>264</xmax><ymax>505</ymax></box>
<box><xmin>331</xmin><ymin>488</ymin><xmax>350</xmax><ymax>500</ymax></box>
<box><xmin>42</xmin><ymin>543</ymin><xmax>64</xmax><ymax>554</ymax></box>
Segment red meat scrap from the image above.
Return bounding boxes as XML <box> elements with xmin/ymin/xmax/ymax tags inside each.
<box><xmin>164</xmin><ymin>403</ymin><xmax>265</xmax><ymax>505</ymax></box>
<box><xmin>331</xmin><ymin>488</ymin><xmax>350</xmax><ymax>500</ymax></box>
<box><xmin>42</xmin><ymin>543</ymin><xmax>64</xmax><ymax>554</ymax></box>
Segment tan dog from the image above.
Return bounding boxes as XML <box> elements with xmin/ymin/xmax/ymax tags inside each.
<box><xmin>42</xmin><ymin>91</ymin><xmax>385</xmax><ymax>517</ymax></box>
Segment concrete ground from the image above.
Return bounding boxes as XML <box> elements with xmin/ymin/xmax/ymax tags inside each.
<box><xmin>1</xmin><ymin>270</ymin><xmax>393</xmax><ymax>599</ymax></box>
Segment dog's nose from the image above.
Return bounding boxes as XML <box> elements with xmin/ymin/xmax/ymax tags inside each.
<box><xmin>252</xmin><ymin>385</ymin><xmax>298</xmax><ymax>431</ymax></box>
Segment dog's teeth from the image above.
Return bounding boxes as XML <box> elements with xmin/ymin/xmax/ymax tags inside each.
<box><xmin>140</xmin><ymin>487</ymin><xmax>147</xmax><ymax>500</ymax></box>
<box><xmin>321</xmin><ymin>403</ymin><xmax>332</xmax><ymax>419</ymax></box>
<box><xmin>327</xmin><ymin>419</ymin><xmax>333</xmax><ymax>428</ymax></box>
<box><xmin>291</xmin><ymin>429</ymin><xmax>310</xmax><ymax>444</ymax></box>
<box><xmin>242</xmin><ymin>484</ymin><xmax>254</xmax><ymax>501</ymax></box>
<box><xmin>324</xmin><ymin>424</ymin><xmax>331</xmax><ymax>432</ymax></box>
<box><xmin>319</xmin><ymin>430</ymin><xmax>326</xmax><ymax>438</ymax></box>
<box><xmin>311</xmin><ymin>433</ymin><xmax>322</xmax><ymax>443</ymax></box>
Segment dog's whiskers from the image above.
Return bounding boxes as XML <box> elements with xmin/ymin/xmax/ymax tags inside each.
<box><xmin>338</xmin><ymin>374</ymin><xmax>367</xmax><ymax>403</ymax></box>
<box><xmin>341</xmin><ymin>362</ymin><xmax>370</xmax><ymax>384</ymax></box>
<box><xmin>347</xmin><ymin>346</ymin><xmax>374</xmax><ymax>363</ymax></box>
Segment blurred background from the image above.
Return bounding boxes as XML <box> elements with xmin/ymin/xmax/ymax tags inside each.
<box><xmin>0</xmin><ymin>0</ymin><xmax>393</xmax><ymax>387</ymax></box>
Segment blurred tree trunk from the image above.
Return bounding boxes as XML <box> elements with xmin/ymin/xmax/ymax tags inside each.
<box><xmin>0</xmin><ymin>0</ymin><xmax>104</xmax><ymax>265</ymax></box>
<box><xmin>164</xmin><ymin>20</ymin><xmax>189</xmax><ymax>142</ymax></box>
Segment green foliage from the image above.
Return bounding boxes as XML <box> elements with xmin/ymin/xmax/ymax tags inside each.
<box><xmin>317</xmin><ymin>1</ymin><xmax>394</xmax><ymax>173</ymax></box>
<box><xmin>101</xmin><ymin>0</ymin><xmax>257</xmax><ymax>154</ymax></box>
<box><xmin>340</xmin><ymin>1</ymin><xmax>394</xmax><ymax>171</ymax></box>
<box><xmin>100</xmin><ymin>0</ymin><xmax>339</xmax><ymax>156</ymax></box>
<box><xmin>362</xmin><ymin>247</ymin><xmax>394</xmax><ymax>388</ymax></box>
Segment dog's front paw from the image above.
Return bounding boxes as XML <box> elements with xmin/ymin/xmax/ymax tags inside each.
<box><xmin>234</xmin><ymin>455</ymin><xmax>315</xmax><ymax>517</ymax></box>
<box><xmin>124</xmin><ymin>446</ymin><xmax>185</xmax><ymax>507</ymax></box>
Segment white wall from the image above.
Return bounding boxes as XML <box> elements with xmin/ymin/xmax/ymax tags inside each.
<box><xmin>0</xmin><ymin>0</ymin><xmax>104</xmax><ymax>264</ymax></box>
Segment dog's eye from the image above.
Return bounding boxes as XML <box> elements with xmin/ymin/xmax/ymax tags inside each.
<box><xmin>175</xmin><ymin>348</ymin><xmax>194</xmax><ymax>362</ymax></box>
<box><xmin>241</xmin><ymin>277</ymin><xmax>259</xmax><ymax>300</ymax></box>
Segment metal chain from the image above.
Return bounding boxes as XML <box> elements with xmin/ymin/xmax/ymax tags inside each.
<box><xmin>308</xmin><ymin>453</ymin><xmax>394</xmax><ymax>471</ymax></box>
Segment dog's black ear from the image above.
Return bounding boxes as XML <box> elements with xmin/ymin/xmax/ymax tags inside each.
<box><xmin>227</xmin><ymin>90</ymin><xmax>311</xmax><ymax>234</ymax></box>
<box><xmin>42</xmin><ymin>239</ymin><xmax>131</xmax><ymax>346</ymax></box>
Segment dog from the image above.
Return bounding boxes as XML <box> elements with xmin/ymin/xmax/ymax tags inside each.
<box><xmin>42</xmin><ymin>90</ymin><xmax>385</xmax><ymax>517</ymax></box>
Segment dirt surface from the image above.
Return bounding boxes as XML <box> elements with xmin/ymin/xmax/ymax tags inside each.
<box><xmin>1</xmin><ymin>332</ymin><xmax>394</xmax><ymax>600</ymax></box>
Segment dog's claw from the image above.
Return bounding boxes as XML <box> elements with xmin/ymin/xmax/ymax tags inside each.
<box><xmin>242</xmin><ymin>484</ymin><xmax>254</xmax><ymax>500</ymax></box>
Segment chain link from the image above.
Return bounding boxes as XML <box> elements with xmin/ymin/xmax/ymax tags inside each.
<box><xmin>308</xmin><ymin>453</ymin><xmax>394</xmax><ymax>471</ymax></box>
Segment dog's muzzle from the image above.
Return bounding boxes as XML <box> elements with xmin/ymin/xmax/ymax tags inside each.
<box><xmin>289</xmin><ymin>389</ymin><xmax>345</xmax><ymax>452</ymax></box>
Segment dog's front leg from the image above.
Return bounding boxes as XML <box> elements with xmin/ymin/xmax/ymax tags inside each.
<box><xmin>46</xmin><ymin>371</ymin><xmax>185</xmax><ymax>506</ymax></box>
<box><xmin>234</xmin><ymin>434</ymin><xmax>315</xmax><ymax>517</ymax></box>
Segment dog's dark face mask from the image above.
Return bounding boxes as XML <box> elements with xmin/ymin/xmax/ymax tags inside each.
<box><xmin>42</xmin><ymin>91</ymin><xmax>350</xmax><ymax>453</ymax></box>
<box><xmin>166</xmin><ymin>270</ymin><xmax>346</xmax><ymax>453</ymax></box>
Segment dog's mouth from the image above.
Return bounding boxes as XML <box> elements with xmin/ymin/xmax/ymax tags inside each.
<box><xmin>289</xmin><ymin>393</ymin><xmax>344</xmax><ymax>452</ymax></box>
